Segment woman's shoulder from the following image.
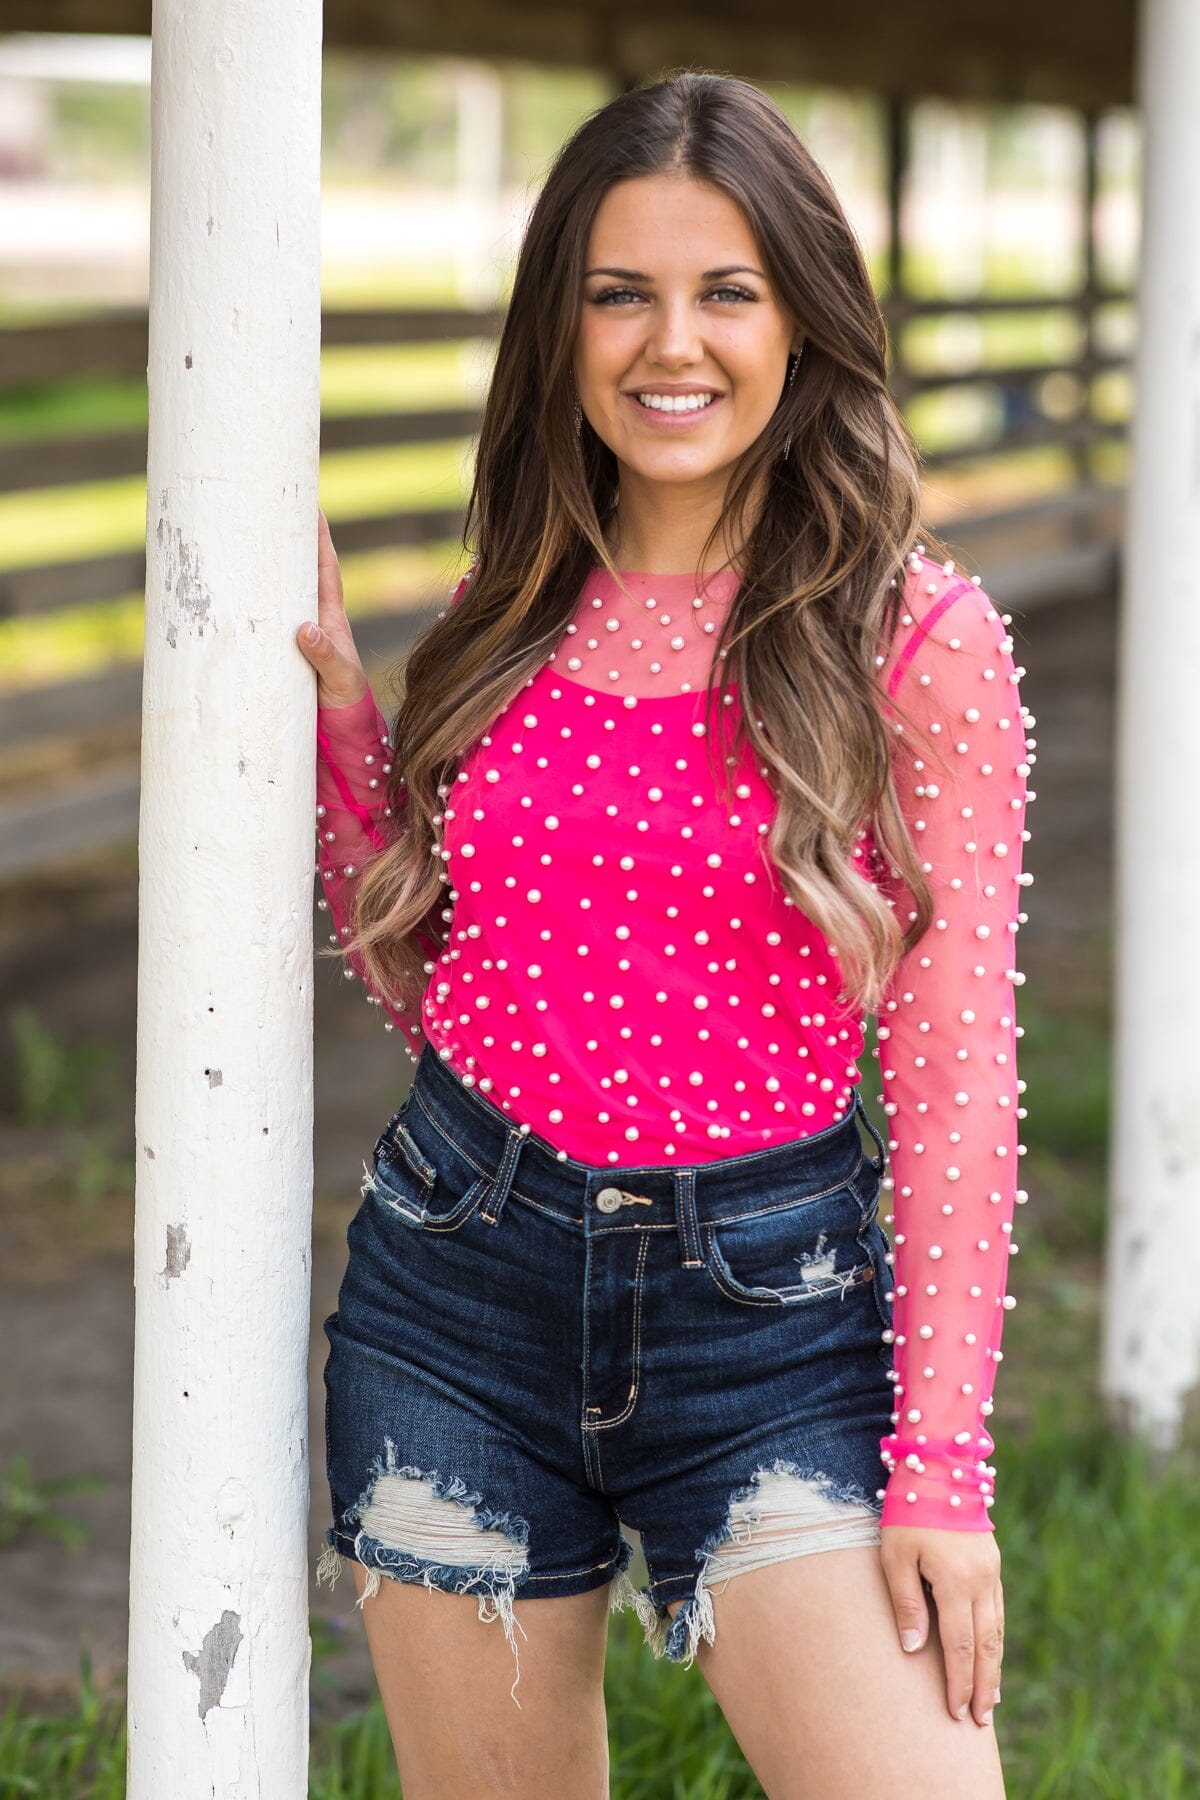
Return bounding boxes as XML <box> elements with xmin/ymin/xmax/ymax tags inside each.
<box><xmin>881</xmin><ymin>548</ymin><xmax>1012</xmax><ymax>698</ymax></box>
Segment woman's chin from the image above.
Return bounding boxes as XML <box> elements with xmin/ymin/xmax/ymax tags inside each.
<box><xmin>615</xmin><ymin>444</ymin><xmax>737</xmax><ymax>487</ymax></box>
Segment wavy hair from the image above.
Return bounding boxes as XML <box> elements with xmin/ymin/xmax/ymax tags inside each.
<box><xmin>329</xmin><ymin>68</ymin><xmax>960</xmax><ymax>1023</ymax></box>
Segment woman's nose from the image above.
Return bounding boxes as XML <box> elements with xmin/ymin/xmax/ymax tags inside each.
<box><xmin>644</xmin><ymin>300</ymin><xmax>704</xmax><ymax>367</ymax></box>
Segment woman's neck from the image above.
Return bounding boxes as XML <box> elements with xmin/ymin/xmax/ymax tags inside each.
<box><xmin>604</xmin><ymin>475</ymin><xmax>753</xmax><ymax>576</ymax></box>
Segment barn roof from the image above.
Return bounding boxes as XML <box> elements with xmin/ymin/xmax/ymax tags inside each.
<box><xmin>0</xmin><ymin>0</ymin><xmax>1135</xmax><ymax>108</ymax></box>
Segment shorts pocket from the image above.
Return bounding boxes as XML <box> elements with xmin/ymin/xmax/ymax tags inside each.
<box><xmin>699</xmin><ymin>1181</ymin><xmax>877</xmax><ymax>1309</ymax></box>
<box><xmin>369</xmin><ymin>1109</ymin><xmax>489</xmax><ymax>1233</ymax></box>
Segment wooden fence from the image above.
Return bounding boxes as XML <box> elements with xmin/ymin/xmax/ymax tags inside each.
<box><xmin>0</xmin><ymin>289</ymin><xmax>1129</xmax><ymax>882</ymax></box>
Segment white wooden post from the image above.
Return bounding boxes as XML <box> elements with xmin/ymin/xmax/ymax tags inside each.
<box><xmin>127</xmin><ymin>4</ymin><xmax>323</xmax><ymax>1794</ymax></box>
<box><xmin>1101</xmin><ymin>0</ymin><xmax>1200</xmax><ymax>1448</ymax></box>
<box><xmin>454</xmin><ymin>59</ymin><xmax>504</xmax><ymax>307</ymax></box>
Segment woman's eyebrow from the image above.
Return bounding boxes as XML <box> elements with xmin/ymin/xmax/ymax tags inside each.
<box><xmin>582</xmin><ymin>264</ymin><xmax>767</xmax><ymax>281</ymax></box>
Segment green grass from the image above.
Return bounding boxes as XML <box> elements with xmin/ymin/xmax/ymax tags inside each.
<box><xmin>999</xmin><ymin>1401</ymin><xmax>1200</xmax><ymax>1797</ymax></box>
<box><xmin>6</xmin><ymin>1004</ymin><xmax>118</xmax><ymax>1128</ymax></box>
<box><xmin>0</xmin><ymin>1649</ymin><xmax>126</xmax><ymax>1800</ymax></box>
<box><xmin>0</xmin><ymin>1454</ymin><xmax>107</xmax><ymax>1556</ymax></box>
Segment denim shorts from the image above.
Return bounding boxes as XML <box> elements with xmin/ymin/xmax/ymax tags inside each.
<box><xmin>319</xmin><ymin>1041</ymin><xmax>896</xmax><ymax>1697</ymax></box>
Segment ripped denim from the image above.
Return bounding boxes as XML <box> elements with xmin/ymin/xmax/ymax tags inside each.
<box><xmin>319</xmin><ymin>1039</ymin><xmax>894</xmax><ymax>1704</ymax></box>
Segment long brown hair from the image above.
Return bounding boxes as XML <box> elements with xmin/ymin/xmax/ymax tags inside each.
<box><xmin>328</xmin><ymin>69</ymin><xmax>959</xmax><ymax>1023</ymax></box>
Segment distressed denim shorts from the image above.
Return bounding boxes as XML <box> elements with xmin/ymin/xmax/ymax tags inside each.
<box><xmin>319</xmin><ymin>1040</ymin><xmax>896</xmax><ymax>1696</ymax></box>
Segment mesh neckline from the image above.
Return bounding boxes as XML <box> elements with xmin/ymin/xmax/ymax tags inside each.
<box><xmin>551</xmin><ymin>564</ymin><xmax>742</xmax><ymax>701</ymax></box>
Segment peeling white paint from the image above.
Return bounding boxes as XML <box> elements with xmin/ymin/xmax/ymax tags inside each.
<box><xmin>181</xmin><ymin>1609</ymin><xmax>243</xmax><ymax>1719</ymax></box>
<box><xmin>162</xmin><ymin>1222</ymin><xmax>191</xmax><ymax>1280</ymax></box>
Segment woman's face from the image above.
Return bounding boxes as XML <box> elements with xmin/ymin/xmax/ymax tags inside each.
<box><xmin>574</xmin><ymin>172</ymin><xmax>800</xmax><ymax>496</ymax></box>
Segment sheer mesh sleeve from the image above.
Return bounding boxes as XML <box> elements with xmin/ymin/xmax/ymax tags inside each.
<box><xmin>315</xmin><ymin>688</ymin><xmax>417</xmax><ymax>1040</ymax></box>
<box><xmin>873</xmin><ymin>552</ymin><xmax>1032</xmax><ymax>1531</ymax></box>
<box><xmin>313</xmin><ymin>566</ymin><xmax>473</xmax><ymax>1046</ymax></box>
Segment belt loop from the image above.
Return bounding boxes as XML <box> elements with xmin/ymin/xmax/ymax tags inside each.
<box><xmin>673</xmin><ymin>1168</ymin><xmax>704</xmax><ymax>1269</ymax></box>
<box><xmin>854</xmin><ymin>1089</ymin><xmax>888</xmax><ymax>1173</ymax></box>
<box><xmin>479</xmin><ymin>1125</ymin><xmax>525</xmax><ymax>1226</ymax></box>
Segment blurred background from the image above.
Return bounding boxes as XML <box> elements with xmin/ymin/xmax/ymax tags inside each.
<box><xmin>0</xmin><ymin>14</ymin><xmax>1192</xmax><ymax>1798</ymax></box>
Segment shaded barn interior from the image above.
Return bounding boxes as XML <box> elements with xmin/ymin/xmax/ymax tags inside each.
<box><xmin>0</xmin><ymin>0</ymin><xmax>1137</xmax><ymax>104</ymax></box>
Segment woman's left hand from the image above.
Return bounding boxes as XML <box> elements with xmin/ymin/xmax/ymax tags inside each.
<box><xmin>880</xmin><ymin>1525</ymin><xmax>1004</xmax><ymax>1725</ymax></box>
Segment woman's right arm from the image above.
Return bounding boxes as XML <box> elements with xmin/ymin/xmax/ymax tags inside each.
<box><xmin>299</xmin><ymin>512</ymin><xmax>411</xmax><ymax>1032</ymax></box>
<box><xmin>296</xmin><ymin>515</ymin><xmax>474</xmax><ymax>1038</ymax></box>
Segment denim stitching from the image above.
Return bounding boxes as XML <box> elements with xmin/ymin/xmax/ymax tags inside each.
<box><xmin>697</xmin><ymin>1158</ymin><xmax>866</xmax><ymax>1228</ymax></box>
<box><xmin>675</xmin><ymin>1167</ymin><xmax>703</xmax><ymax>1267</ymax></box>
<box><xmin>589</xmin><ymin>1233</ymin><xmax>651</xmax><ymax>1431</ymax></box>
<box><xmin>521</xmin><ymin>1550</ymin><xmax>626</xmax><ymax>1583</ymax></box>
<box><xmin>409</xmin><ymin>1087</ymin><xmax>584</xmax><ymax>1222</ymax></box>
<box><xmin>326</xmin><ymin>1522</ymin><xmax>610</xmax><ymax>1578</ymax></box>
<box><xmin>421</xmin><ymin>1176</ymin><xmax>491</xmax><ymax>1234</ymax></box>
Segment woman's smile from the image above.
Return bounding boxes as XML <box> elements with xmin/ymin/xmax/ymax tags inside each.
<box><xmin>622</xmin><ymin>388</ymin><xmax>726</xmax><ymax>426</ymax></box>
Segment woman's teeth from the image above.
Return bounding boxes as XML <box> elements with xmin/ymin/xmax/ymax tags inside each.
<box><xmin>635</xmin><ymin>392</ymin><xmax>716</xmax><ymax>412</ymax></box>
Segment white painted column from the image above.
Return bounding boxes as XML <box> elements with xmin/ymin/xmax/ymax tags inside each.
<box><xmin>1101</xmin><ymin>0</ymin><xmax>1200</xmax><ymax>1448</ymax></box>
<box><xmin>128</xmin><ymin>5</ymin><xmax>322</xmax><ymax>1795</ymax></box>
<box><xmin>454</xmin><ymin>59</ymin><xmax>504</xmax><ymax>307</ymax></box>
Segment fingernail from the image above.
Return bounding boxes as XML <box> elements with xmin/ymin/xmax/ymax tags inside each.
<box><xmin>994</xmin><ymin>1686</ymin><xmax>1002</xmax><ymax>1704</ymax></box>
<box><xmin>901</xmin><ymin>1629</ymin><xmax>921</xmax><ymax>1652</ymax></box>
<box><xmin>956</xmin><ymin>1702</ymin><xmax>970</xmax><ymax>1720</ymax></box>
<box><xmin>981</xmin><ymin>1708</ymin><xmax>993</xmax><ymax>1726</ymax></box>
<box><xmin>304</xmin><ymin>624</ymin><xmax>319</xmax><ymax>644</ymax></box>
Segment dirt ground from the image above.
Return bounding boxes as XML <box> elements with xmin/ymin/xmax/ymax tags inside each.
<box><xmin>0</xmin><ymin>585</ymin><xmax>1116</xmax><ymax>1715</ymax></box>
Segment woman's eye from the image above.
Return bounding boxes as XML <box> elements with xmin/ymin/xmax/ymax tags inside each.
<box><xmin>588</xmin><ymin>285</ymin><xmax>757</xmax><ymax>306</ymax></box>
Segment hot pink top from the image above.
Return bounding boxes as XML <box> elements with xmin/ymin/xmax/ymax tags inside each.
<box><xmin>315</xmin><ymin>548</ymin><xmax>1031</xmax><ymax>1532</ymax></box>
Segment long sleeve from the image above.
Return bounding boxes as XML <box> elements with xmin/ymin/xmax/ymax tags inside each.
<box><xmin>313</xmin><ymin>566</ymin><xmax>474</xmax><ymax>1045</ymax></box>
<box><xmin>873</xmin><ymin>552</ymin><xmax>1032</xmax><ymax>1531</ymax></box>
<box><xmin>315</xmin><ymin>689</ymin><xmax>421</xmax><ymax>1042</ymax></box>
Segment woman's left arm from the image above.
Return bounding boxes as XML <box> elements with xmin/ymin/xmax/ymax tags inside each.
<box><xmin>873</xmin><ymin>553</ymin><xmax>1032</xmax><ymax>1724</ymax></box>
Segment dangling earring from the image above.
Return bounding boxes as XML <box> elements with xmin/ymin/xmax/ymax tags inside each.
<box><xmin>573</xmin><ymin>396</ymin><xmax>583</xmax><ymax>437</ymax></box>
<box><xmin>782</xmin><ymin>344</ymin><xmax>802</xmax><ymax>460</ymax></box>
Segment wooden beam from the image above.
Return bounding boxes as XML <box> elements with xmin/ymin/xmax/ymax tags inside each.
<box><xmin>0</xmin><ymin>505</ymin><xmax>468</xmax><ymax>618</ymax></box>
<box><xmin>0</xmin><ymin>306</ymin><xmax>499</xmax><ymax>392</ymax></box>
<box><xmin>0</xmin><ymin>409</ymin><xmax>484</xmax><ymax>493</ymax></box>
<box><xmin>0</xmin><ymin>0</ymin><xmax>1135</xmax><ymax>108</ymax></box>
<box><xmin>0</xmin><ymin>607</ymin><xmax>430</xmax><ymax>879</ymax></box>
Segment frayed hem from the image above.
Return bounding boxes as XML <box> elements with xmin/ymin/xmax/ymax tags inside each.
<box><xmin>319</xmin><ymin>1443</ymin><xmax>533</xmax><ymax>1706</ymax></box>
<box><xmin>316</xmin><ymin>1537</ymin><xmax>345</xmax><ymax>1593</ymax></box>
<box><xmin>608</xmin><ymin>1563</ymin><xmax>673</xmax><ymax>1656</ymax></box>
<box><xmin>627</xmin><ymin>1459</ymin><xmax>885</xmax><ymax>1671</ymax></box>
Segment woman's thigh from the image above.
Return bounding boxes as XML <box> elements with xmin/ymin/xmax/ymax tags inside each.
<box><xmin>350</xmin><ymin>1560</ymin><xmax>612</xmax><ymax>1800</ymax></box>
<box><xmin>666</xmin><ymin>1545</ymin><xmax>1005</xmax><ymax>1800</ymax></box>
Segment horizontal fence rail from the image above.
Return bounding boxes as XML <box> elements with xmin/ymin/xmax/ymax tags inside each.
<box><xmin>0</xmin><ymin>289</ymin><xmax>1130</xmax><ymax>881</ymax></box>
<box><xmin>0</xmin><ymin>305</ymin><xmax>503</xmax><ymax>391</ymax></box>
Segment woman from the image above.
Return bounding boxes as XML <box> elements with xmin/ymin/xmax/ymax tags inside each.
<box><xmin>300</xmin><ymin>70</ymin><xmax>1027</xmax><ymax>1798</ymax></box>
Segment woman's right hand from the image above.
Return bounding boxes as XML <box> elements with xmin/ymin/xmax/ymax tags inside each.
<box><xmin>296</xmin><ymin>510</ymin><xmax>369</xmax><ymax>709</ymax></box>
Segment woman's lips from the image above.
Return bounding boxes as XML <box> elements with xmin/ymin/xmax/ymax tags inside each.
<box><xmin>621</xmin><ymin>392</ymin><xmax>725</xmax><ymax>427</ymax></box>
